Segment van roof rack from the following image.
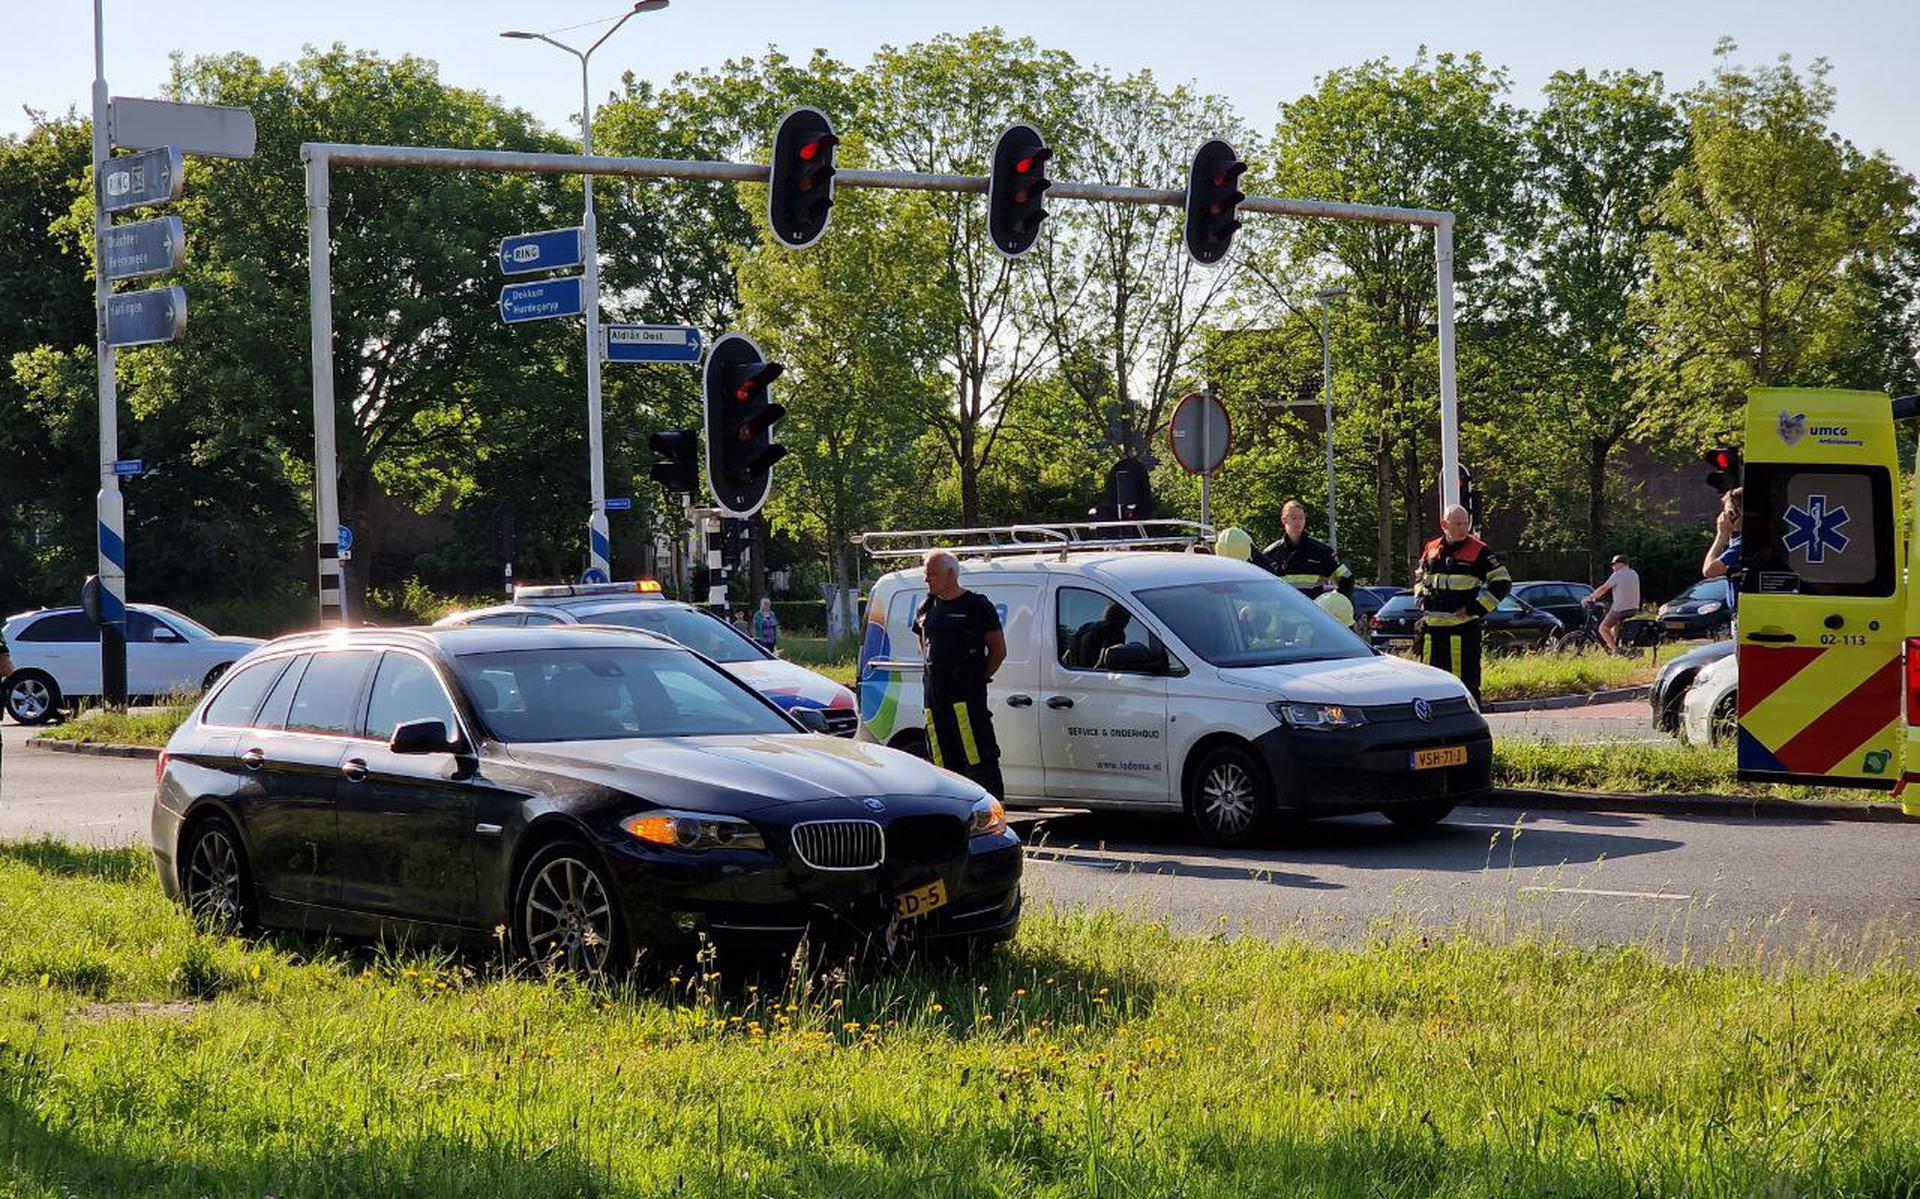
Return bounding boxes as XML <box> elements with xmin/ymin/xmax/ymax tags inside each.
<box><xmin>858</xmin><ymin>520</ymin><xmax>1214</xmax><ymax>562</ymax></box>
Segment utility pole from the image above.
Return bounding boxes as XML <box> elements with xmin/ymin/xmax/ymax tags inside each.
<box><xmin>1317</xmin><ymin>285</ymin><xmax>1346</xmax><ymax>554</ymax></box>
<box><xmin>91</xmin><ymin>0</ymin><xmax>128</xmax><ymax>707</ymax></box>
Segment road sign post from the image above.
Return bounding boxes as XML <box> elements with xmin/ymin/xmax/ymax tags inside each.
<box><xmin>104</xmin><ymin>215</ymin><xmax>185</xmax><ymax>280</ymax></box>
<box><xmin>109</xmin><ymin>96</ymin><xmax>256</xmax><ymax>158</ymax></box>
<box><xmin>106</xmin><ymin>286</ymin><xmax>187</xmax><ymax>347</ymax></box>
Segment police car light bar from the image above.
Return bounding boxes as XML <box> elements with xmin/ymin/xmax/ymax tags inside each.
<box><xmin>512</xmin><ymin>579</ymin><xmax>663</xmax><ymax>600</ymax></box>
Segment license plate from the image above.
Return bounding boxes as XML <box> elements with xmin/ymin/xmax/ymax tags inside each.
<box><xmin>894</xmin><ymin>879</ymin><xmax>948</xmax><ymax>921</ymax></box>
<box><xmin>1409</xmin><ymin>746</ymin><xmax>1469</xmax><ymax>770</ymax></box>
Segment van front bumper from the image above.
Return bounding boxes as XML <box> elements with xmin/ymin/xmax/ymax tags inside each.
<box><xmin>1251</xmin><ymin>709</ymin><xmax>1493</xmax><ymax>812</ymax></box>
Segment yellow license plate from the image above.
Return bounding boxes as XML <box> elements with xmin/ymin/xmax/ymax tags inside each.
<box><xmin>1409</xmin><ymin>746</ymin><xmax>1469</xmax><ymax>770</ymax></box>
<box><xmin>894</xmin><ymin>879</ymin><xmax>948</xmax><ymax>921</ymax></box>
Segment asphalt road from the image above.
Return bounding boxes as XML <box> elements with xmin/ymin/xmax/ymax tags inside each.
<box><xmin>7</xmin><ymin>721</ymin><xmax>1915</xmax><ymax>962</ymax></box>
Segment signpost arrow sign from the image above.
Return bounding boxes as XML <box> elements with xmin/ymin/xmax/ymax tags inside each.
<box><xmin>110</xmin><ymin>97</ymin><xmax>257</xmax><ymax>159</ymax></box>
<box><xmin>106</xmin><ymin>285</ymin><xmax>187</xmax><ymax>347</ymax></box>
<box><xmin>499</xmin><ymin>276</ymin><xmax>585</xmax><ymax>324</ymax></box>
<box><xmin>605</xmin><ymin>497</ymin><xmax>634</xmax><ymax>512</ymax></box>
<box><xmin>99</xmin><ymin>146</ymin><xmax>183</xmax><ymax>214</ymax></box>
<box><xmin>604</xmin><ymin>324</ymin><xmax>703</xmax><ymax>364</ymax></box>
<box><xmin>104</xmin><ymin>215</ymin><xmax>185</xmax><ymax>281</ymax></box>
<box><xmin>111</xmin><ymin>459</ymin><xmax>145</xmax><ymax>477</ymax></box>
<box><xmin>498</xmin><ymin>227</ymin><xmax>584</xmax><ymax>276</ymax></box>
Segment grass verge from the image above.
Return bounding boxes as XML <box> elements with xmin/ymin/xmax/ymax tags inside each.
<box><xmin>778</xmin><ymin>633</ymin><xmax>858</xmax><ymax>687</ymax></box>
<box><xmin>2</xmin><ymin>838</ymin><xmax>1919</xmax><ymax>1196</ymax></box>
<box><xmin>38</xmin><ymin>702</ymin><xmax>193</xmax><ymax>748</ymax></box>
<box><xmin>1477</xmin><ymin>649</ymin><xmax>1661</xmax><ymax>703</ymax></box>
<box><xmin>1494</xmin><ymin>738</ymin><xmax>1876</xmax><ymax>804</ymax></box>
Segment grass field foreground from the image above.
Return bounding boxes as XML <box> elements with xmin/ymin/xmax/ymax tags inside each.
<box><xmin>1</xmin><ymin>839</ymin><xmax>1918</xmax><ymax>1196</ymax></box>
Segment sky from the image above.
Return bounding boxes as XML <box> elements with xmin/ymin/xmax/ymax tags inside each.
<box><xmin>5</xmin><ymin>0</ymin><xmax>1916</xmax><ymax>173</ymax></box>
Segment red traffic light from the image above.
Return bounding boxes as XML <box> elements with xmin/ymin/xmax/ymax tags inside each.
<box><xmin>732</xmin><ymin>362</ymin><xmax>785</xmax><ymax>402</ymax></box>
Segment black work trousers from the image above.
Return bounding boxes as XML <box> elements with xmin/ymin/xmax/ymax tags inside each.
<box><xmin>924</xmin><ymin>688</ymin><xmax>1004</xmax><ymax>800</ymax></box>
<box><xmin>1420</xmin><ymin>620</ymin><xmax>1484</xmax><ymax>704</ymax></box>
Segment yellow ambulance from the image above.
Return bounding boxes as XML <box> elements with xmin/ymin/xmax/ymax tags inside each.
<box><xmin>1732</xmin><ymin>387</ymin><xmax>1918</xmax><ymax>809</ymax></box>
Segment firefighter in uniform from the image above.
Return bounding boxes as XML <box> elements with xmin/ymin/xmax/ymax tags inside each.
<box><xmin>913</xmin><ymin>550</ymin><xmax>1008</xmax><ymax>799</ymax></box>
<box><xmin>1264</xmin><ymin>499</ymin><xmax>1354</xmax><ymax>601</ymax></box>
<box><xmin>1414</xmin><ymin>503</ymin><xmax>1511</xmax><ymax>703</ymax></box>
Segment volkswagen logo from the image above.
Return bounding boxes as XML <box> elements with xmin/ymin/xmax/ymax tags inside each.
<box><xmin>863</xmin><ymin>798</ymin><xmax>887</xmax><ymax>813</ymax></box>
<box><xmin>1412</xmin><ymin>698</ymin><xmax>1433</xmax><ymax>723</ymax></box>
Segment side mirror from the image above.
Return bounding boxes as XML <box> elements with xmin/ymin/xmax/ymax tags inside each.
<box><xmin>390</xmin><ymin>718</ymin><xmax>457</xmax><ymax>755</ymax></box>
<box><xmin>153</xmin><ymin>628</ymin><xmax>185</xmax><ymax>644</ymax></box>
<box><xmin>791</xmin><ymin>707</ymin><xmax>829</xmax><ymax>733</ymax></box>
<box><xmin>1098</xmin><ymin>642</ymin><xmax>1166</xmax><ymax>674</ymax></box>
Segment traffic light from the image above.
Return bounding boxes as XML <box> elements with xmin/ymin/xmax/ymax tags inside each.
<box><xmin>1184</xmin><ymin>139</ymin><xmax>1247</xmax><ymax>266</ymax></box>
<box><xmin>988</xmin><ymin>123</ymin><xmax>1053</xmax><ymax>258</ymax></box>
<box><xmin>648</xmin><ymin>428</ymin><xmax>700</xmax><ymax>495</ymax></box>
<box><xmin>1704</xmin><ymin>446</ymin><xmax>1743</xmax><ymax>493</ymax></box>
<box><xmin>768</xmin><ymin>107</ymin><xmax>838</xmax><ymax>249</ymax></box>
<box><xmin>703</xmin><ymin>332</ymin><xmax>787</xmax><ymax>517</ymax></box>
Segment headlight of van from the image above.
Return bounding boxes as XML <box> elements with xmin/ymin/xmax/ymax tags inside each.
<box><xmin>1269</xmin><ymin>701</ymin><xmax>1368</xmax><ymax>729</ymax></box>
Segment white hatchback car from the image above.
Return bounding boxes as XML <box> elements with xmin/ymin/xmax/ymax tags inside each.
<box><xmin>855</xmin><ymin>528</ymin><xmax>1492</xmax><ymax>843</ymax></box>
<box><xmin>3</xmin><ymin>605</ymin><xmax>265</xmax><ymax>724</ymax></box>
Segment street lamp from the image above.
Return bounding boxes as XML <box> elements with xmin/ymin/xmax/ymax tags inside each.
<box><xmin>501</xmin><ymin>0</ymin><xmax>669</xmax><ymax>583</ymax></box>
<box><xmin>1316</xmin><ymin>284</ymin><xmax>1346</xmax><ymax>555</ymax></box>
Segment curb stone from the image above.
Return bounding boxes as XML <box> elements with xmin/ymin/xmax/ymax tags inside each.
<box><xmin>1481</xmin><ymin>685</ymin><xmax>1650</xmax><ymax>714</ymax></box>
<box><xmin>24</xmin><ymin>738</ymin><xmax>161</xmax><ymax>761</ymax></box>
<box><xmin>1485</xmin><ymin>786</ymin><xmax>1919</xmax><ymax>824</ymax></box>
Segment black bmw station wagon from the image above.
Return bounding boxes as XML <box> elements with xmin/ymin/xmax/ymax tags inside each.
<box><xmin>153</xmin><ymin>626</ymin><xmax>1021</xmax><ymax>972</ymax></box>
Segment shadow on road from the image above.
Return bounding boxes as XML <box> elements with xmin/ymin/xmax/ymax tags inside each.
<box><xmin>1020</xmin><ymin>807</ymin><xmax>1686</xmax><ymax>875</ymax></box>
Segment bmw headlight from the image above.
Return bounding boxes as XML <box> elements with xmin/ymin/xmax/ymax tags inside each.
<box><xmin>1697</xmin><ymin>601</ymin><xmax>1723</xmax><ymax>615</ymax></box>
<box><xmin>1269</xmin><ymin>701</ymin><xmax>1368</xmax><ymax>729</ymax></box>
<box><xmin>621</xmin><ymin>810</ymin><xmax>766</xmax><ymax>852</ymax></box>
<box><xmin>967</xmin><ymin>796</ymin><xmax>1008</xmax><ymax>837</ymax></box>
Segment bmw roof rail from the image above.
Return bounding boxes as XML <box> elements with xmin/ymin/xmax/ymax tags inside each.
<box><xmin>858</xmin><ymin>520</ymin><xmax>1214</xmax><ymax>562</ymax></box>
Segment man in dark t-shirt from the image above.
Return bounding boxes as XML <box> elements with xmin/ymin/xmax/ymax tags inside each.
<box><xmin>912</xmin><ymin>550</ymin><xmax>1007</xmax><ymax>799</ymax></box>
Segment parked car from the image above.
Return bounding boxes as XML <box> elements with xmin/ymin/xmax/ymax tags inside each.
<box><xmin>858</xmin><ymin>541</ymin><xmax>1489</xmax><ymax>843</ymax></box>
<box><xmin>1350</xmin><ymin>585</ymin><xmax>1401</xmax><ymax>633</ymax></box>
<box><xmin>1657</xmin><ymin>578</ymin><xmax>1734</xmax><ymax>641</ymax></box>
<box><xmin>1508</xmin><ymin>581</ymin><xmax>1594</xmax><ymax>630</ymax></box>
<box><xmin>1650</xmin><ymin>639</ymin><xmax>1734</xmax><ymax>736</ymax></box>
<box><xmin>152</xmin><ymin>625</ymin><xmax>1021</xmax><ymax>972</ymax></box>
<box><xmin>2</xmin><ymin>605</ymin><xmax>263</xmax><ymax>724</ymax></box>
<box><xmin>1680</xmin><ymin>650</ymin><xmax>1739</xmax><ymax>746</ymax></box>
<box><xmin>1367</xmin><ymin>591</ymin><xmax>1562</xmax><ymax>654</ymax></box>
<box><xmin>437</xmin><ymin>594</ymin><xmax>857</xmax><ymax>736</ymax></box>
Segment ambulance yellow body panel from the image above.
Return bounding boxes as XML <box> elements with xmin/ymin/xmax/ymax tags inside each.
<box><xmin>1736</xmin><ymin>388</ymin><xmax>1905</xmax><ymax>790</ymax></box>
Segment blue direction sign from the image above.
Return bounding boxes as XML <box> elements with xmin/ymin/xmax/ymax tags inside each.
<box><xmin>498</xmin><ymin>227</ymin><xmax>584</xmax><ymax>276</ymax></box>
<box><xmin>605</xmin><ymin>497</ymin><xmax>633</xmax><ymax>512</ymax></box>
<box><xmin>99</xmin><ymin>146</ymin><xmax>184</xmax><ymax>214</ymax></box>
<box><xmin>604</xmin><ymin>324</ymin><xmax>703</xmax><ymax>364</ymax></box>
<box><xmin>106</xmin><ymin>285</ymin><xmax>187</xmax><ymax>347</ymax></box>
<box><xmin>105</xmin><ymin>216</ymin><xmax>185</xmax><ymax>282</ymax></box>
<box><xmin>112</xmin><ymin>459</ymin><xmax>145</xmax><ymax>477</ymax></box>
<box><xmin>581</xmin><ymin>568</ymin><xmax>609</xmax><ymax>585</ymax></box>
<box><xmin>499</xmin><ymin>276</ymin><xmax>585</xmax><ymax>324</ymax></box>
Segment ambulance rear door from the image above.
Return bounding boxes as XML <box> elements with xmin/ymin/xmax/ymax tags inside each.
<box><xmin>1736</xmin><ymin>388</ymin><xmax>1904</xmax><ymax>788</ymax></box>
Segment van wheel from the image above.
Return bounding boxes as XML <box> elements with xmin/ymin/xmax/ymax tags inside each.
<box><xmin>892</xmin><ymin>730</ymin><xmax>931</xmax><ymax>762</ymax></box>
<box><xmin>4</xmin><ymin>671</ymin><xmax>61</xmax><ymax>725</ymax></box>
<box><xmin>1186</xmin><ymin>745</ymin><xmax>1272</xmax><ymax>847</ymax></box>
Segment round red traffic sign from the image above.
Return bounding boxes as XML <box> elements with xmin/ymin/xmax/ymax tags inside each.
<box><xmin>1167</xmin><ymin>391</ymin><xmax>1232</xmax><ymax>475</ymax></box>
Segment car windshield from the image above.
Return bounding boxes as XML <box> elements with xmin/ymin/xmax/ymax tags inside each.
<box><xmin>574</xmin><ymin>605</ymin><xmax>765</xmax><ymax>663</ymax></box>
<box><xmin>1135</xmin><ymin>575</ymin><xmax>1372</xmax><ymax>668</ymax></box>
<box><xmin>454</xmin><ymin>646</ymin><xmax>794</xmax><ymax>742</ymax></box>
<box><xmin>155</xmin><ymin>608</ymin><xmax>215</xmax><ymax>639</ymax></box>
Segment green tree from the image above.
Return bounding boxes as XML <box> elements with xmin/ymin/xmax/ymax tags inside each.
<box><xmin>1516</xmin><ymin>68</ymin><xmax>1686</xmax><ymax>580</ymax></box>
<box><xmin>1257</xmin><ymin>51</ymin><xmax>1528</xmax><ymax>581</ymax></box>
<box><xmin>1637</xmin><ymin>44</ymin><xmax>1916</xmax><ymax>440</ymax></box>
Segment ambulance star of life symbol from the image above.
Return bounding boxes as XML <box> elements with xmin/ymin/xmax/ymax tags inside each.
<box><xmin>1782</xmin><ymin>494</ymin><xmax>1850</xmax><ymax>564</ymax></box>
<box><xmin>1412</xmin><ymin>698</ymin><xmax>1433</xmax><ymax>722</ymax></box>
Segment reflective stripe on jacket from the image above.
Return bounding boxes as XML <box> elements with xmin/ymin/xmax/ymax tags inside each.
<box><xmin>1414</xmin><ymin>535</ymin><xmax>1510</xmax><ymax>627</ymax></box>
<box><xmin>1262</xmin><ymin>533</ymin><xmax>1354</xmax><ymax>597</ymax></box>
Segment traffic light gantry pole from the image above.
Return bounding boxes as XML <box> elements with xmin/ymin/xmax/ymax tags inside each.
<box><xmin>300</xmin><ymin>140</ymin><xmax>1461</xmax><ymax>624</ymax></box>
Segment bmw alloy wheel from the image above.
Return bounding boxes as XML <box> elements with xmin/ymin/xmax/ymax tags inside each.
<box><xmin>185</xmin><ymin>825</ymin><xmax>246</xmax><ymax>932</ymax></box>
<box><xmin>522</xmin><ymin>855</ymin><xmax>615</xmax><ymax>976</ymax></box>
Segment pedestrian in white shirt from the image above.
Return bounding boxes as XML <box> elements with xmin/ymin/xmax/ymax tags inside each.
<box><xmin>1587</xmin><ymin>554</ymin><xmax>1641</xmax><ymax>652</ymax></box>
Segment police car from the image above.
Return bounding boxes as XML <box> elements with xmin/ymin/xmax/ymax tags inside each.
<box><xmin>854</xmin><ymin>523</ymin><xmax>1491</xmax><ymax>844</ymax></box>
<box><xmin>436</xmin><ymin>582</ymin><xmax>856</xmax><ymax>736</ymax></box>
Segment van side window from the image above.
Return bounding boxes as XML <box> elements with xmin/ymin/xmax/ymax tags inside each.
<box><xmin>969</xmin><ymin>584</ymin><xmax>1036</xmax><ymax>664</ymax></box>
<box><xmin>1742</xmin><ymin>465</ymin><xmax>1894</xmax><ymax>597</ymax></box>
<box><xmin>887</xmin><ymin>589</ymin><xmax>927</xmax><ymax>662</ymax></box>
<box><xmin>1056</xmin><ymin>587</ymin><xmax>1156</xmax><ymax>670</ymax></box>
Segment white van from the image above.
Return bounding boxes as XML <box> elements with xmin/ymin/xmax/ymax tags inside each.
<box><xmin>854</xmin><ymin>523</ymin><xmax>1491</xmax><ymax>843</ymax></box>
